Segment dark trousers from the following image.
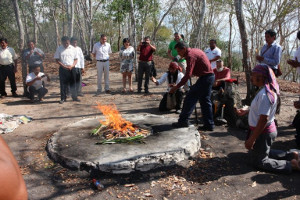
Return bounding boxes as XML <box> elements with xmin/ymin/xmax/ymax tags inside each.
<box><xmin>179</xmin><ymin>73</ymin><xmax>215</xmax><ymax>128</ymax></box>
<box><xmin>59</xmin><ymin>66</ymin><xmax>77</xmax><ymax>100</ymax></box>
<box><xmin>0</xmin><ymin>64</ymin><xmax>17</xmax><ymax>95</ymax></box>
<box><xmin>75</xmin><ymin>68</ymin><xmax>82</xmax><ymax>95</ymax></box>
<box><xmin>28</xmin><ymin>86</ymin><xmax>48</xmax><ymax>100</ymax></box>
<box><xmin>250</xmin><ymin>131</ymin><xmax>292</xmax><ymax>174</ymax></box>
<box><xmin>212</xmin><ymin>81</ymin><xmax>225</xmax><ymax>91</ymax></box>
<box><xmin>159</xmin><ymin>90</ymin><xmax>183</xmax><ymax>111</ymax></box>
<box><xmin>137</xmin><ymin>61</ymin><xmax>151</xmax><ymax>92</ymax></box>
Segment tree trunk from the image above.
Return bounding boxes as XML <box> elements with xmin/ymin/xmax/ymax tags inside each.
<box><xmin>192</xmin><ymin>0</ymin><xmax>206</xmax><ymax>48</ymax></box>
<box><xmin>228</xmin><ymin>2</ymin><xmax>233</xmax><ymax>69</ymax></box>
<box><xmin>66</xmin><ymin>0</ymin><xmax>74</xmax><ymax>37</ymax></box>
<box><xmin>75</xmin><ymin>1</ymin><xmax>88</xmax><ymax>52</ymax></box>
<box><xmin>30</xmin><ymin>0</ymin><xmax>38</xmax><ymax>44</ymax></box>
<box><xmin>234</xmin><ymin>0</ymin><xmax>252</xmax><ymax>103</ymax></box>
<box><xmin>129</xmin><ymin>0</ymin><xmax>138</xmax><ymax>82</ymax></box>
<box><xmin>12</xmin><ymin>0</ymin><xmax>25</xmax><ymax>52</ymax></box>
<box><xmin>152</xmin><ymin>0</ymin><xmax>177</xmax><ymax>42</ymax></box>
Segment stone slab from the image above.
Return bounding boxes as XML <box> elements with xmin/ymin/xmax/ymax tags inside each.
<box><xmin>46</xmin><ymin>114</ymin><xmax>201</xmax><ymax>174</ymax></box>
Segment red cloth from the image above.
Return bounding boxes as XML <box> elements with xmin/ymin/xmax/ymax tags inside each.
<box><xmin>169</xmin><ymin>62</ymin><xmax>182</xmax><ymax>72</ymax></box>
<box><xmin>213</xmin><ymin>67</ymin><xmax>231</xmax><ymax>81</ymax></box>
<box><xmin>139</xmin><ymin>45</ymin><xmax>154</xmax><ymax>61</ymax></box>
<box><xmin>176</xmin><ymin>48</ymin><xmax>213</xmax><ymax>89</ymax></box>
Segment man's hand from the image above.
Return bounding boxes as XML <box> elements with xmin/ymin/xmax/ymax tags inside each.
<box><xmin>245</xmin><ymin>138</ymin><xmax>255</xmax><ymax>150</ymax></box>
<box><xmin>35</xmin><ymin>76</ymin><xmax>42</xmax><ymax>80</ymax></box>
<box><xmin>256</xmin><ymin>55</ymin><xmax>264</xmax><ymax>62</ymax></box>
<box><xmin>235</xmin><ymin>108</ymin><xmax>249</xmax><ymax>116</ymax></box>
<box><xmin>14</xmin><ymin>67</ymin><xmax>17</xmax><ymax>73</ymax></box>
<box><xmin>287</xmin><ymin>57</ymin><xmax>300</xmax><ymax>68</ymax></box>
<box><xmin>169</xmin><ymin>86</ymin><xmax>177</xmax><ymax>94</ymax></box>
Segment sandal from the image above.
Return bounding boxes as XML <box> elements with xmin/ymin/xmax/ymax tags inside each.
<box><xmin>129</xmin><ymin>88</ymin><xmax>134</xmax><ymax>92</ymax></box>
<box><xmin>122</xmin><ymin>88</ymin><xmax>126</xmax><ymax>93</ymax></box>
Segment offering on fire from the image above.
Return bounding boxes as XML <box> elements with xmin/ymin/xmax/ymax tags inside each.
<box><xmin>91</xmin><ymin>103</ymin><xmax>151</xmax><ymax>144</ymax></box>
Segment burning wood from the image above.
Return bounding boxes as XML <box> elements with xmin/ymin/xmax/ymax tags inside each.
<box><xmin>91</xmin><ymin>103</ymin><xmax>151</xmax><ymax>144</ymax></box>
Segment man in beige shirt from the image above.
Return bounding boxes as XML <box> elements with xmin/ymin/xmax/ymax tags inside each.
<box><xmin>0</xmin><ymin>38</ymin><xmax>19</xmax><ymax>98</ymax></box>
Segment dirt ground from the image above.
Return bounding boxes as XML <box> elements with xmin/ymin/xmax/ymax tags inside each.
<box><xmin>1</xmin><ymin>53</ymin><xmax>300</xmax><ymax>200</ymax></box>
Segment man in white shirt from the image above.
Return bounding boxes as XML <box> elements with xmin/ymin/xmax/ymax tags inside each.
<box><xmin>287</xmin><ymin>30</ymin><xmax>300</xmax><ymax>75</ymax></box>
<box><xmin>26</xmin><ymin>65</ymin><xmax>50</xmax><ymax>103</ymax></box>
<box><xmin>71</xmin><ymin>37</ymin><xmax>85</xmax><ymax>96</ymax></box>
<box><xmin>92</xmin><ymin>34</ymin><xmax>112</xmax><ymax>95</ymax></box>
<box><xmin>204</xmin><ymin>39</ymin><xmax>221</xmax><ymax>69</ymax></box>
<box><xmin>0</xmin><ymin>38</ymin><xmax>19</xmax><ymax>98</ymax></box>
<box><xmin>54</xmin><ymin>36</ymin><xmax>78</xmax><ymax>104</ymax></box>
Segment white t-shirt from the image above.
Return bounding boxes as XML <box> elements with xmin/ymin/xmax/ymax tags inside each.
<box><xmin>293</xmin><ymin>47</ymin><xmax>300</xmax><ymax>75</ymax></box>
<box><xmin>205</xmin><ymin>47</ymin><xmax>221</xmax><ymax>69</ymax></box>
<box><xmin>157</xmin><ymin>71</ymin><xmax>184</xmax><ymax>92</ymax></box>
<box><xmin>0</xmin><ymin>47</ymin><xmax>18</xmax><ymax>65</ymax></box>
<box><xmin>74</xmin><ymin>46</ymin><xmax>84</xmax><ymax>69</ymax></box>
<box><xmin>92</xmin><ymin>42</ymin><xmax>112</xmax><ymax>60</ymax></box>
<box><xmin>54</xmin><ymin>45</ymin><xmax>78</xmax><ymax>66</ymax></box>
<box><xmin>26</xmin><ymin>72</ymin><xmax>45</xmax><ymax>90</ymax></box>
<box><xmin>248</xmin><ymin>87</ymin><xmax>277</xmax><ymax>127</ymax></box>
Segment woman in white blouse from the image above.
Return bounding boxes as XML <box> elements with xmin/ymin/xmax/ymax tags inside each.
<box><xmin>119</xmin><ymin>38</ymin><xmax>135</xmax><ymax>92</ymax></box>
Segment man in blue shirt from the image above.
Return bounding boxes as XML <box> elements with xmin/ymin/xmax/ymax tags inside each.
<box><xmin>256</xmin><ymin>29</ymin><xmax>282</xmax><ymax>76</ymax></box>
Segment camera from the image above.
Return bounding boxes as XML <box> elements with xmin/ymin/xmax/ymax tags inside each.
<box><xmin>41</xmin><ymin>75</ymin><xmax>46</xmax><ymax>78</ymax></box>
<box><xmin>142</xmin><ymin>42</ymin><xmax>147</xmax><ymax>45</ymax></box>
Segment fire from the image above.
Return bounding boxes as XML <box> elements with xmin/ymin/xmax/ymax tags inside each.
<box><xmin>95</xmin><ymin>103</ymin><xmax>135</xmax><ymax>132</ymax></box>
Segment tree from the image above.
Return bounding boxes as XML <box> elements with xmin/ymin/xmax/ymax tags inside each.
<box><xmin>234</xmin><ymin>0</ymin><xmax>252</xmax><ymax>103</ymax></box>
<box><xmin>189</xmin><ymin>0</ymin><xmax>206</xmax><ymax>48</ymax></box>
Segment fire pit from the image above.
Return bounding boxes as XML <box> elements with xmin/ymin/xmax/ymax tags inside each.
<box><xmin>46</xmin><ymin>106</ymin><xmax>201</xmax><ymax>174</ymax></box>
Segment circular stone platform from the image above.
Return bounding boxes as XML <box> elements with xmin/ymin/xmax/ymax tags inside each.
<box><xmin>46</xmin><ymin>114</ymin><xmax>201</xmax><ymax>174</ymax></box>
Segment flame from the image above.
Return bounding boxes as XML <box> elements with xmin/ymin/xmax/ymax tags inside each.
<box><xmin>95</xmin><ymin>103</ymin><xmax>135</xmax><ymax>132</ymax></box>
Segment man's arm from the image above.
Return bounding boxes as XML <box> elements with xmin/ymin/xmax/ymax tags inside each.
<box><xmin>210</xmin><ymin>55</ymin><xmax>221</xmax><ymax>62</ymax></box>
<box><xmin>261</xmin><ymin>46</ymin><xmax>282</xmax><ymax>66</ymax></box>
<box><xmin>167</xmin><ymin>49</ymin><xmax>174</xmax><ymax>60</ymax></box>
<box><xmin>0</xmin><ymin>136</ymin><xmax>28</xmax><ymax>200</ymax></box>
<box><xmin>26</xmin><ymin>76</ymin><xmax>42</xmax><ymax>86</ymax></box>
<box><xmin>149</xmin><ymin>44</ymin><xmax>156</xmax><ymax>51</ymax></box>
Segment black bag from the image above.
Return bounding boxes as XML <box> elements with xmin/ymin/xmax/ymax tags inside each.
<box><xmin>292</xmin><ymin>110</ymin><xmax>300</xmax><ymax>129</ymax></box>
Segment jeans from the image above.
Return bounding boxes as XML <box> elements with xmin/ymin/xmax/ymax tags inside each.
<box><xmin>179</xmin><ymin>73</ymin><xmax>215</xmax><ymax>128</ymax></box>
<box><xmin>137</xmin><ymin>61</ymin><xmax>152</xmax><ymax>92</ymax></box>
<box><xmin>0</xmin><ymin>64</ymin><xmax>17</xmax><ymax>95</ymax></box>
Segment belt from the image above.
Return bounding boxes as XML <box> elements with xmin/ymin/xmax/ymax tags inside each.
<box><xmin>139</xmin><ymin>60</ymin><xmax>152</xmax><ymax>63</ymax></box>
<box><xmin>97</xmin><ymin>59</ymin><xmax>108</xmax><ymax>62</ymax></box>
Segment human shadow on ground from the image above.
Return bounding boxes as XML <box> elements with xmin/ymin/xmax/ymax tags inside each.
<box><xmin>251</xmin><ymin>173</ymin><xmax>300</xmax><ymax>200</ymax></box>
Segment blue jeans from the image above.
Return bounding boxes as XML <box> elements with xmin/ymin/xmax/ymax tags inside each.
<box><xmin>179</xmin><ymin>73</ymin><xmax>215</xmax><ymax>128</ymax></box>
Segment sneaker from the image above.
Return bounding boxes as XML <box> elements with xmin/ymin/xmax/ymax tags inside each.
<box><xmin>77</xmin><ymin>93</ymin><xmax>84</xmax><ymax>97</ymax></box>
<box><xmin>197</xmin><ymin>126</ymin><xmax>214</xmax><ymax>131</ymax></box>
<box><xmin>12</xmin><ymin>92</ymin><xmax>19</xmax><ymax>97</ymax></box>
<box><xmin>59</xmin><ymin>99</ymin><xmax>66</xmax><ymax>104</ymax></box>
<box><xmin>137</xmin><ymin>90</ymin><xmax>141</xmax><ymax>94</ymax></box>
<box><xmin>175</xmin><ymin>110</ymin><xmax>181</xmax><ymax>114</ymax></box>
<box><xmin>145</xmin><ymin>90</ymin><xmax>149</xmax><ymax>94</ymax></box>
<box><xmin>72</xmin><ymin>98</ymin><xmax>80</xmax><ymax>102</ymax></box>
<box><xmin>105</xmin><ymin>90</ymin><xmax>111</xmax><ymax>94</ymax></box>
<box><xmin>172</xmin><ymin>121</ymin><xmax>191</xmax><ymax>128</ymax></box>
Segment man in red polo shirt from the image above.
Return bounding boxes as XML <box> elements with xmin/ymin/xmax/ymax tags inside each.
<box><xmin>137</xmin><ymin>36</ymin><xmax>156</xmax><ymax>93</ymax></box>
<box><xmin>170</xmin><ymin>42</ymin><xmax>215</xmax><ymax>131</ymax></box>
<box><xmin>212</xmin><ymin>59</ymin><xmax>231</xmax><ymax>90</ymax></box>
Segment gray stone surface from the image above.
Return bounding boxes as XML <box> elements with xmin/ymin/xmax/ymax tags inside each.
<box><xmin>46</xmin><ymin>114</ymin><xmax>201</xmax><ymax>174</ymax></box>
